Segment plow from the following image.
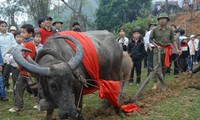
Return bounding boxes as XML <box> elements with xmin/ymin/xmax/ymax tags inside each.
<box><xmin>123</xmin><ymin>50</ymin><xmax>167</xmax><ymax>103</ymax></box>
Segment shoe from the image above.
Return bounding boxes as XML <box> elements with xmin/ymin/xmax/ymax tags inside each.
<box><xmin>136</xmin><ymin>83</ymin><xmax>140</xmax><ymax>87</ymax></box>
<box><xmin>7</xmin><ymin>87</ymin><xmax>13</xmax><ymax>92</ymax></box>
<box><xmin>152</xmin><ymin>83</ymin><xmax>157</xmax><ymax>90</ymax></box>
<box><xmin>1</xmin><ymin>97</ymin><xmax>9</xmax><ymax>101</ymax></box>
<box><xmin>129</xmin><ymin>82</ymin><xmax>133</xmax><ymax>86</ymax></box>
<box><xmin>174</xmin><ymin>75</ymin><xmax>179</xmax><ymax>78</ymax></box>
<box><xmin>33</xmin><ymin>104</ymin><xmax>39</xmax><ymax>109</ymax></box>
<box><xmin>8</xmin><ymin>107</ymin><xmax>23</xmax><ymax>113</ymax></box>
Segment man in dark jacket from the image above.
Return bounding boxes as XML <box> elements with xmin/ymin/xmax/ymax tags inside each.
<box><xmin>128</xmin><ymin>28</ymin><xmax>145</xmax><ymax>86</ymax></box>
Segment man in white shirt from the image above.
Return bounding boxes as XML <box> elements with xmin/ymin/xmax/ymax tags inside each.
<box><xmin>0</xmin><ymin>20</ymin><xmax>16</xmax><ymax>92</ymax></box>
<box><xmin>144</xmin><ymin>22</ymin><xmax>157</xmax><ymax>75</ymax></box>
<box><xmin>188</xmin><ymin>35</ymin><xmax>198</xmax><ymax>72</ymax></box>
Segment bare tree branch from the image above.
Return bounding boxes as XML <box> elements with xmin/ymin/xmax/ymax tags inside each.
<box><xmin>60</xmin><ymin>0</ymin><xmax>78</xmax><ymax>13</ymax></box>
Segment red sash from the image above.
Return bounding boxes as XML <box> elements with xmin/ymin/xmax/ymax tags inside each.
<box><xmin>161</xmin><ymin>45</ymin><xmax>172</xmax><ymax>67</ymax></box>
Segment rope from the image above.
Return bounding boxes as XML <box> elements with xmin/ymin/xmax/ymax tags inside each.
<box><xmin>76</xmin><ymin>85</ymin><xmax>83</xmax><ymax>110</ymax></box>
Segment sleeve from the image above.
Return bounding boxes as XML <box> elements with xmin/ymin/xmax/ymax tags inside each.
<box><xmin>150</xmin><ymin>29</ymin><xmax>155</xmax><ymax>44</ymax></box>
<box><xmin>170</xmin><ymin>29</ymin><xmax>175</xmax><ymax>43</ymax></box>
<box><xmin>10</xmin><ymin>34</ymin><xmax>16</xmax><ymax>45</ymax></box>
<box><xmin>141</xmin><ymin>42</ymin><xmax>146</xmax><ymax>60</ymax></box>
<box><xmin>144</xmin><ymin>32</ymin><xmax>150</xmax><ymax>45</ymax></box>
<box><xmin>0</xmin><ymin>49</ymin><xmax>3</xmax><ymax>66</ymax></box>
<box><xmin>127</xmin><ymin>40</ymin><xmax>131</xmax><ymax>54</ymax></box>
<box><xmin>124</xmin><ymin>37</ymin><xmax>129</xmax><ymax>46</ymax></box>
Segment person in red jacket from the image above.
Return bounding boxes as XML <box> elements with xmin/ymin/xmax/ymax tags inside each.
<box><xmin>38</xmin><ymin>16</ymin><xmax>54</xmax><ymax>45</ymax></box>
<box><xmin>9</xmin><ymin>24</ymin><xmax>36</xmax><ymax>113</ymax></box>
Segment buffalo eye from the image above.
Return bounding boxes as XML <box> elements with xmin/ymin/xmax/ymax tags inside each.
<box><xmin>49</xmin><ymin>83</ymin><xmax>58</xmax><ymax>91</ymax></box>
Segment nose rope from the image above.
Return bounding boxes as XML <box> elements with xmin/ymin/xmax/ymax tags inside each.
<box><xmin>76</xmin><ymin>85</ymin><xmax>83</xmax><ymax>111</ymax></box>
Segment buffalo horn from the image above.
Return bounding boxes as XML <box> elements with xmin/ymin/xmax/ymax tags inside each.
<box><xmin>54</xmin><ymin>35</ymin><xmax>83</xmax><ymax>71</ymax></box>
<box><xmin>13</xmin><ymin>46</ymin><xmax>51</xmax><ymax>76</ymax></box>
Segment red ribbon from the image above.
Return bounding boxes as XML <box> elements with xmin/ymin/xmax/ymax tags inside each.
<box><xmin>161</xmin><ymin>45</ymin><xmax>172</xmax><ymax>67</ymax></box>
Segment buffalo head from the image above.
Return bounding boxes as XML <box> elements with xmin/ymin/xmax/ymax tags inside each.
<box><xmin>13</xmin><ymin>35</ymin><xmax>83</xmax><ymax>119</ymax></box>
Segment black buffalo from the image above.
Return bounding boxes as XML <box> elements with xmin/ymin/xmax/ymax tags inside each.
<box><xmin>13</xmin><ymin>31</ymin><xmax>123</xmax><ymax>120</ymax></box>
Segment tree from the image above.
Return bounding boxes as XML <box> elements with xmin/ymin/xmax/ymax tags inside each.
<box><xmin>61</xmin><ymin>0</ymin><xmax>89</xmax><ymax>31</ymax></box>
<box><xmin>165</xmin><ymin>0</ymin><xmax>169</xmax><ymax>14</ymax></box>
<box><xmin>0</xmin><ymin>0</ymin><xmax>24</xmax><ymax>28</ymax></box>
<box><xmin>20</xmin><ymin>0</ymin><xmax>50</xmax><ymax>24</ymax></box>
<box><xmin>95</xmin><ymin>0</ymin><xmax>152</xmax><ymax>31</ymax></box>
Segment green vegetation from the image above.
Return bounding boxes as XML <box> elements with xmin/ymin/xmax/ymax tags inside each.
<box><xmin>95</xmin><ymin>0</ymin><xmax>152</xmax><ymax>31</ymax></box>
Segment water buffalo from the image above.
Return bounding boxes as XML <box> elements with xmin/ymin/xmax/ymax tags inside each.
<box><xmin>119</xmin><ymin>52</ymin><xmax>133</xmax><ymax>100</ymax></box>
<box><xmin>13</xmin><ymin>31</ymin><xmax>123</xmax><ymax>120</ymax></box>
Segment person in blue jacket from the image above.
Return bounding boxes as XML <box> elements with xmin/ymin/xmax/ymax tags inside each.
<box><xmin>0</xmin><ymin>48</ymin><xmax>8</xmax><ymax>101</ymax></box>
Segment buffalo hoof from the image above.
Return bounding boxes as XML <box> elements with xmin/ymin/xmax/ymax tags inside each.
<box><xmin>161</xmin><ymin>84</ymin><xmax>167</xmax><ymax>92</ymax></box>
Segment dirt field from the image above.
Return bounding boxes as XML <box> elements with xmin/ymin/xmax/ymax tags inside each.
<box><xmin>81</xmin><ymin>72</ymin><xmax>200</xmax><ymax>120</ymax></box>
<box><xmin>170</xmin><ymin>11</ymin><xmax>200</xmax><ymax>35</ymax></box>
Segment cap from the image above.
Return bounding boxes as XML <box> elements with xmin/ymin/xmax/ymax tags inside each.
<box><xmin>149</xmin><ymin>23</ymin><xmax>157</xmax><ymax>28</ymax></box>
<box><xmin>132</xmin><ymin>28</ymin><xmax>141</xmax><ymax>34</ymax></box>
<box><xmin>38</xmin><ymin>18</ymin><xmax>44</xmax><ymax>25</ymax></box>
<box><xmin>72</xmin><ymin>22</ymin><xmax>80</xmax><ymax>27</ymax></box>
<box><xmin>190</xmin><ymin>34</ymin><xmax>195</xmax><ymax>38</ymax></box>
<box><xmin>52</xmin><ymin>18</ymin><xmax>63</xmax><ymax>25</ymax></box>
<box><xmin>157</xmin><ymin>13</ymin><xmax>170</xmax><ymax>21</ymax></box>
<box><xmin>10</xmin><ymin>26</ymin><xmax>17</xmax><ymax>31</ymax></box>
<box><xmin>44</xmin><ymin>16</ymin><xmax>53</xmax><ymax>21</ymax></box>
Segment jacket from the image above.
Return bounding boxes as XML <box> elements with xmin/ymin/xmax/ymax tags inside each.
<box><xmin>128</xmin><ymin>38</ymin><xmax>145</xmax><ymax>61</ymax></box>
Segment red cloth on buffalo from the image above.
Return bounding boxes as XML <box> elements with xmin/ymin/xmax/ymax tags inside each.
<box><xmin>59</xmin><ymin>31</ymin><xmax>139</xmax><ymax>113</ymax></box>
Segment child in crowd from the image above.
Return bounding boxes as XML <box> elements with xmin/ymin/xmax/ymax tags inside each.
<box><xmin>4</xmin><ymin>31</ymin><xmax>23</xmax><ymax>88</ymax></box>
<box><xmin>188</xmin><ymin>35</ymin><xmax>197</xmax><ymax>72</ymax></box>
<box><xmin>9</xmin><ymin>24</ymin><xmax>36</xmax><ymax>112</ymax></box>
<box><xmin>117</xmin><ymin>28</ymin><xmax>129</xmax><ymax>51</ymax></box>
<box><xmin>179</xmin><ymin>36</ymin><xmax>189</xmax><ymax>73</ymax></box>
<box><xmin>128</xmin><ymin>28</ymin><xmax>145</xmax><ymax>86</ymax></box>
<box><xmin>33</xmin><ymin>32</ymin><xmax>43</xmax><ymax>53</ymax></box>
<box><xmin>0</xmin><ymin>48</ymin><xmax>8</xmax><ymax>101</ymax></box>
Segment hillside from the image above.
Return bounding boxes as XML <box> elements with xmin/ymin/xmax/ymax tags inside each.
<box><xmin>170</xmin><ymin>11</ymin><xmax>200</xmax><ymax>35</ymax></box>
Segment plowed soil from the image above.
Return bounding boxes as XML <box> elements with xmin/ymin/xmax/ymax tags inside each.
<box><xmin>170</xmin><ymin>11</ymin><xmax>200</xmax><ymax>35</ymax></box>
<box><xmin>83</xmin><ymin>73</ymin><xmax>200</xmax><ymax>120</ymax></box>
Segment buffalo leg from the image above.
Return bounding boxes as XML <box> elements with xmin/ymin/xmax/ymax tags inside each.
<box><xmin>46</xmin><ymin>109</ymin><xmax>54</xmax><ymax>120</ymax></box>
<box><xmin>119</xmin><ymin>72</ymin><xmax>126</xmax><ymax>102</ymax></box>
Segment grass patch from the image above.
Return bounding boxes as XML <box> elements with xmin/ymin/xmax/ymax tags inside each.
<box><xmin>0</xmin><ymin>64</ymin><xmax>200</xmax><ymax>119</ymax></box>
<box><xmin>144</xmin><ymin>88</ymin><xmax>200</xmax><ymax>120</ymax></box>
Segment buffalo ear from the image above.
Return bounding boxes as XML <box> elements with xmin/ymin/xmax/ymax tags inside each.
<box><xmin>35</xmin><ymin>48</ymin><xmax>65</xmax><ymax>62</ymax></box>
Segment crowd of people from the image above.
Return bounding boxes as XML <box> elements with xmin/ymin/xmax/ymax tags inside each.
<box><xmin>117</xmin><ymin>13</ymin><xmax>200</xmax><ymax>89</ymax></box>
<box><xmin>0</xmin><ymin>16</ymin><xmax>82</xmax><ymax>112</ymax></box>
<box><xmin>0</xmin><ymin>12</ymin><xmax>200</xmax><ymax>115</ymax></box>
